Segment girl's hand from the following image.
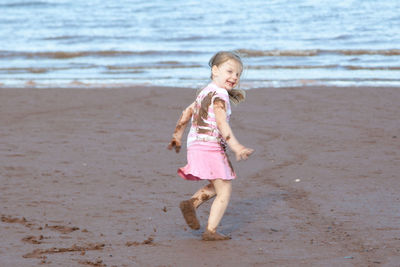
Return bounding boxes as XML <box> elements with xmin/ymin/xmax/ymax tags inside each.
<box><xmin>233</xmin><ymin>146</ymin><xmax>254</xmax><ymax>161</ymax></box>
<box><xmin>168</xmin><ymin>101</ymin><xmax>195</xmax><ymax>153</ymax></box>
<box><xmin>167</xmin><ymin>137</ymin><xmax>181</xmax><ymax>153</ymax></box>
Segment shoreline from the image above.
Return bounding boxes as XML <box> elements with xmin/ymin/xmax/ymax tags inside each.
<box><xmin>2</xmin><ymin>79</ymin><xmax>400</xmax><ymax>91</ymax></box>
<box><xmin>1</xmin><ymin>85</ymin><xmax>399</xmax><ymax>266</ymax></box>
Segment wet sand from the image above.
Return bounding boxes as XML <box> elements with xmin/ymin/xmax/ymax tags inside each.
<box><xmin>0</xmin><ymin>86</ymin><xmax>399</xmax><ymax>266</ymax></box>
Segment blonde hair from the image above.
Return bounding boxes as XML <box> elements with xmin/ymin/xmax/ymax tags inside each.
<box><xmin>208</xmin><ymin>51</ymin><xmax>246</xmax><ymax>105</ymax></box>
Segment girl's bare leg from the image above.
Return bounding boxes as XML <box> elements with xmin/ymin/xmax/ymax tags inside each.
<box><xmin>180</xmin><ymin>183</ymin><xmax>216</xmax><ymax>230</ymax></box>
<box><xmin>190</xmin><ymin>183</ymin><xmax>216</xmax><ymax>208</ymax></box>
<box><xmin>203</xmin><ymin>179</ymin><xmax>232</xmax><ymax>241</ymax></box>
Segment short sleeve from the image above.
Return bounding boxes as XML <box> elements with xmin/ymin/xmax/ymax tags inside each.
<box><xmin>212</xmin><ymin>88</ymin><xmax>231</xmax><ymax>116</ymax></box>
<box><xmin>212</xmin><ymin>89</ymin><xmax>229</xmax><ymax>105</ymax></box>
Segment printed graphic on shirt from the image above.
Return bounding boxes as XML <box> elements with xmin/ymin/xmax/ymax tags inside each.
<box><xmin>187</xmin><ymin>83</ymin><xmax>231</xmax><ymax>149</ymax></box>
<box><xmin>194</xmin><ymin>91</ymin><xmax>216</xmax><ymax>134</ymax></box>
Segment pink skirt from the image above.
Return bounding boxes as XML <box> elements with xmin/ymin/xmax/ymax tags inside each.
<box><xmin>178</xmin><ymin>145</ymin><xmax>236</xmax><ymax>181</ymax></box>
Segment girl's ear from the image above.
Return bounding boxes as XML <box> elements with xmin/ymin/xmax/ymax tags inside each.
<box><xmin>211</xmin><ymin>65</ymin><xmax>219</xmax><ymax>78</ymax></box>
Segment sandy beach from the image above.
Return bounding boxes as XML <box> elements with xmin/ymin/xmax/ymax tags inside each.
<box><xmin>0</xmin><ymin>85</ymin><xmax>399</xmax><ymax>266</ymax></box>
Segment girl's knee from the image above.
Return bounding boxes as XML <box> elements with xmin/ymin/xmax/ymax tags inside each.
<box><xmin>211</xmin><ymin>179</ymin><xmax>232</xmax><ymax>196</ymax></box>
<box><xmin>222</xmin><ymin>180</ymin><xmax>232</xmax><ymax>193</ymax></box>
<box><xmin>220</xmin><ymin>185</ymin><xmax>232</xmax><ymax>199</ymax></box>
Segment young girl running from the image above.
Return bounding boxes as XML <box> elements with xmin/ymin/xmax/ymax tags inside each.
<box><xmin>168</xmin><ymin>51</ymin><xmax>254</xmax><ymax>241</ymax></box>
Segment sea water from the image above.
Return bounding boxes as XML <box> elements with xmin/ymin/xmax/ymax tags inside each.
<box><xmin>0</xmin><ymin>0</ymin><xmax>399</xmax><ymax>88</ymax></box>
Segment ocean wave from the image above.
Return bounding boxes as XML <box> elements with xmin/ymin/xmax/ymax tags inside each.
<box><xmin>0</xmin><ymin>66</ymin><xmax>91</xmax><ymax>74</ymax></box>
<box><xmin>248</xmin><ymin>65</ymin><xmax>400</xmax><ymax>70</ymax></box>
<box><xmin>0</xmin><ymin>1</ymin><xmax>57</xmax><ymax>8</ymax></box>
<box><xmin>237</xmin><ymin>49</ymin><xmax>320</xmax><ymax>57</ymax></box>
<box><xmin>41</xmin><ymin>35</ymin><xmax>133</xmax><ymax>42</ymax></box>
<box><xmin>248</xmin><ymin>65</ymin><xmax>338</xmax><ymax>69</ymax></box>
<box><xmin>0</xmin><ymin>67</ymin><xmax>49</xmax><ymax>74</ymax></box>
<box><xmin>162</xmin><ymin>35</ymin><xmax>217</xmax><ymax>42</ymax></box>
<box><xmin>237</xmin><ymin>49</ymin><xmax>400</xmax><ymax>57</ymax></box>
<box><xmin>344</xmin><ymin>66</ymin><xmax>400</xmax><ymax>70</ymax></box>
<box><xmin>2</xmin><ymin>49</ymin><xmax>399</xmax><ymax>60</ymax></box>
<box><xmin>0</xmin><ymin>51</ymin><xmax>133</xmax><ymax>59</ymax></box>
<box><xmin>2</xmin><ymin>64</ymin><xmax>399</xmax><ymax>75</ymax></box>
<box><xmin>0</xmin><ymin>50</ymin><xmax>201</xmax><ymax>59</ymax></box>
<box><xmin>2</xmin><ymin>77</ymin><xmax>400</xmax><ymax>89</ymax></box>
<box><xmin>243</xmin><ymin>77</ymin><xmax>400</xmax><ymax>84</ymax></box>
<box><xmin>42</xmin><ymin>35</ymin><xmax>88</xmax><ymax>41</ymax></box>
<box><xmin>106</xmin><ymin>64</ymin><xmax>202</xmax><ymax>70</ymax></box>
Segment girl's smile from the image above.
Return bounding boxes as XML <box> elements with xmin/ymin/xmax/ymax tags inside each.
<box><xmin>212</xmin><ymin>59</ymin><xmax>242</xmax><ymax>91</ymax></box>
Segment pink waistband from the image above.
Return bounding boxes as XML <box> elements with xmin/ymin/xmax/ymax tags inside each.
<box><xmin>187</xmin><ymin>142</ymin><xmax>223</xmax><ymax>152</ymax></box>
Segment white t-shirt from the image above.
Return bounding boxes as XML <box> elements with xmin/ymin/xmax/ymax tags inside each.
<box><xmin>187</xmin><ymin>83</ymin><xmax>231</xmax><ymax>150</ymax></box>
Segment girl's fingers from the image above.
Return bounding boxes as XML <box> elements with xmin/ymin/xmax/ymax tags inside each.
<box><xmin>237</xmin><ymin>148</ymin><xmax>254</xmax><ymax>161</ymax></box>
<box><xmin>167</xmin><ymin>140</ymin><xmax>175</xmax><ymax>150</ymax></box>
<box><xmin>167</xmin><ymin>140</ymin><xmax>181</xmax><ymax>153</ymax></box>
<box><xmin>175</xmin><ymin>144</ymin><xmax>181</xmax><ymax>153</ymax></box>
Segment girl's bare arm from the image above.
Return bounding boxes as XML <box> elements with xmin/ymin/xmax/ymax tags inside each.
<box><xmin>167</xmin><ymin>102</ymin><xmax>195</xmax><ymax>153</ymax></box>
<box><xmin>214</xmin><ymin>99</ymin><xmax>254</xmax><ymax>161</ymax></box>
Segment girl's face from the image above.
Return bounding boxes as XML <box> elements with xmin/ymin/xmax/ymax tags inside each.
<box><xmin>212</xmin><ymin>59</ymin><xmax>242</xmax><ymax>91</ymax></box>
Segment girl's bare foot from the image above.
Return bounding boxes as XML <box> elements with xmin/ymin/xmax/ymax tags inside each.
<box><xmin>202</xmin><ymin>229</ymin><xmax>231</xmax><ymax>241</ymax></box>
<box><xmin>179</xmin><ymin>200</ymin><xmax>200</xmax><ymax>230</ymax></box>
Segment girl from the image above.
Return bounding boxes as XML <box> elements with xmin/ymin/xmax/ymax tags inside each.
<box><xmin>168</xmin><ymin>51</ymin><xmax>254</xmax><ymax>241</ymax></box>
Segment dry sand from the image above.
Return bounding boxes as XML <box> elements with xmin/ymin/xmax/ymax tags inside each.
<box><xmin>0</xmin><ymin>85</ymin><xmax>399</xmax><ymax>266</ymax></box>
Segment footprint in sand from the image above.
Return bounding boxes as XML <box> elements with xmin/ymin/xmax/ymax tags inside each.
<box><xmin>45</xmin><ymin>224</ymin><xmax>80</xmax><ymax>234</ymax></box>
